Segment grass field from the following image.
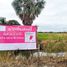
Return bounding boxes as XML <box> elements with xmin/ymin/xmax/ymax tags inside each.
<box><xmin>37</xmin><ymin>32</ymin><xmax>67</xmax><ymax>52</ymax></box>
<box><xmin>0</xmin><ymin>32</ymin><xmax>67</xmax><ymax>67</ymax></box>
<box><xmin>37</xmin><ymin>32</ymin><xmax>67</xmax><ymax>40</ymax></box>
<box><xmin>0</xmin><ymin>32</ymin><xmax>67</xmax><ymax>54</ymax></box>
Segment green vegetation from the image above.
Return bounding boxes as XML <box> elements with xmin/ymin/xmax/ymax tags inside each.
<box><xmin>0</xmin><ymin>17</ymin><xmax>20</xmax><ymax>25</ymax></box>
<box><xmin>12</xmin><ymin>0</ymin><xmax>45</xmax><ymax>25</ymax></box>
<box><xmin>37</xmin><ymin>32</ymin><xmax>67</xmax><ymax>41</ymax></box>
<box><xmin>0</xmin><ymin>32</ymin><xmax>67</xmax><ymax>58</ymax></box>
<box><xmin>38</xmin><ymin>32</ymin><xmax>67</xmax><ymax>53</ymax></box>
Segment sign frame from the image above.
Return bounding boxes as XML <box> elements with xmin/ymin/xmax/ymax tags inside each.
<box><xmin>0</xmin><ymin>25</ymin><xmax>37</xmax><ymax>50</ymax></box>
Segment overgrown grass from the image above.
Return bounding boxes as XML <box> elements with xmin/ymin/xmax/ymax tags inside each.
<box><xmin>0</xmin><ymin>32</ymin><xmax>67</xmax><ymax>58</ymax></box>
<box><xmin>37</xmin><ymin>32</ymin><xmax>67</xmax><ymax>52</ymax></box>
<box><xmin>37</xmin><ymin>32</ymin><xmax>67</xmax><ymax>41</ymax></box>
<box><xmin>0</xmin><ymin>32</ymin><xmax>67</xmax><ymax>66</ymax></box>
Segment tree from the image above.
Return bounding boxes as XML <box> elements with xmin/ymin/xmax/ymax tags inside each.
<box><xmin>8</xmin><ymin>20</ymin><xmax>20</xmax><ymax>25</ymax></box>
<box><xmin>12</xmin><ymin>0</ymin><xmax>45</xmax><ymax>25</ymax></box>
<box><xmin>0</xmin><ymin>17</ymin><xmax>7</xmax><ymax>25</ymax></box>
<box><xmin>0</xmin><ymin>17</ymin><xmax>20</xmax><ymax>25</ymax></box>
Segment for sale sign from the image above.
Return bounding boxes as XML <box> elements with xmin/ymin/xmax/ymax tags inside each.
<box><xmin>0</xmin><ymin>25</ymin><xmax>37</xmax><ymax>50</ymax></box>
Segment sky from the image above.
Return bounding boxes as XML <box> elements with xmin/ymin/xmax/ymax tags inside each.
<box><xmin>34</xmin><ymin>0</ymin><xmax>67</xmax><ymax>26</ymax></box>
<box><xmin>0</xmin><ymin>0</ymin><xmax>67</xmax><ymax>32</ymax></box>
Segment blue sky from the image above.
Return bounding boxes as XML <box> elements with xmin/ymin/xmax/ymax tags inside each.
<box><xmin>0</xmin><ymin>0</ymin><xmax>67</xmax><ymax>32</ymax></box>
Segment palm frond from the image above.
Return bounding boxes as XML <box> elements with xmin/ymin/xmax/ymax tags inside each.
<box><xmin>12</xmin><ymin>0</ymin><xmax>46</xmax><ymax>25</ymax></box>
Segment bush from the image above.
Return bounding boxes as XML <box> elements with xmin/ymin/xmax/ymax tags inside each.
<box><xmin>41</xmin><ymin>40</ymin><xmax>66</xmax><ymax>53</ymax></box>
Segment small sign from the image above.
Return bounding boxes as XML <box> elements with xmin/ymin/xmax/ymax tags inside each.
<box><xmin>25</xmin><ymin>32</ymin><xmax>36</xmax><ymax>42</ymax></box>
<box><xmin>0</xmin><ymin>25</ymin><xmax>37</xmax><ymax>50</ymax></box>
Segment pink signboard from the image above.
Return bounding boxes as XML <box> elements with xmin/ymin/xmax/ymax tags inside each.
<box><xmin>0</xmin><ymin>25</ymin><xmax>37</xmax><ymax>50</ymax></box>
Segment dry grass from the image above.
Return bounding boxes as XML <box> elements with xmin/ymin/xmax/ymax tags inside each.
<box><xmin>0</xmin><ymin>32</ymin><xmax>67</xmax><ymax>67</ymax></box>
<box><xmin>0</xmin><ymin>54</ymin><xmax>67</xmax><ymax>67</ymax></box>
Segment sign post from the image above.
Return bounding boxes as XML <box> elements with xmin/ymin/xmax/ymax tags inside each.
<box><xmin>0</xmin><ymin>25</ymin><xmax>37</xmax><ymax>50</ymax></box>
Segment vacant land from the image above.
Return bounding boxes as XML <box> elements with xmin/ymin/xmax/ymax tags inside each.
<box><xmin>37</xmin><ymin>32</ymin><xmax>67</xmax><ymax>40</ymax></box>
<box><xmin>37</xmin><ymin>32</ymin><xmax>67</xmax><ymax>52</ymax></box>
<box><xmin>0</xmin><ymin>32</ymin><xmax>67</xmax><ymax>67</ymax></box>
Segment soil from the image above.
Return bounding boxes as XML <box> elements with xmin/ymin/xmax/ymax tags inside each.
<box><xmin>0</xmin><ymin>56</ymin><xmax>67</xmax><ymax>67</ymax></box>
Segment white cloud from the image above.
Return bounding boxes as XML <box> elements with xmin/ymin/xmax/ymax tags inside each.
<box><xmin>33</xmin><ymin>0</ymin><xmax>67</xmax><ymax>26</ymax></box>
<box><xmin>0</xmin><ymin>0</ymin><xmax>22</xmax><ymax>24</ymax></box>
<box><xmin>0</xmin><ymin>0</ymin><xmax>67</xmax><ymax>26</ymax></box>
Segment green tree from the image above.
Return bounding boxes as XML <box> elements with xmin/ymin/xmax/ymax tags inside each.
<box><xmin>8</xmin><ymin>20</ymin><xmax>20</xmax><ymax>25</ymax></box>
<box><xmin>12</xmin><ymin>0</ymin><xmax>45</xmax><ymax>25</ymax></box>
<box><xmin>0</xmin><ymin>17</ymin><xmax>20</xmax><ymax>25</ymax></box>
<box><xmin>0</xmin><ymin>17</ymin><xmax>7</xmax><ymax>25</ymax></box>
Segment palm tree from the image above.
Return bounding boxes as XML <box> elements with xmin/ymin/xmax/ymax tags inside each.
<box><xmin>12</xmin><ymin>0</ymin><xmax>45</xmax><ymax>25</ymax></box>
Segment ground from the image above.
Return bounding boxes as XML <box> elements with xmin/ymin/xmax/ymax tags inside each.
<box><xmin>0</xmin><ymin>32</ymin><xmax>67</xmax><ymax>67</ymax></box>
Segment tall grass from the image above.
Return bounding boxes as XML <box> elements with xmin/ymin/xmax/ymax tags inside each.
<box><xmin>0</xmin><ymin>32</ymin><xmax>67</xmax><ymax>58</ymax></box>
<box><xmin>38</xmin><ymin>32</ymin><xmax>67</xmax><ymax>52</ymax></box>
<box><xmin>37</xmin><ymin>32</ymin><xmax>67</xmax><ymax>41</ymax></box>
